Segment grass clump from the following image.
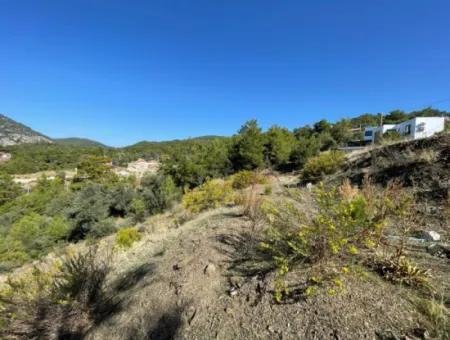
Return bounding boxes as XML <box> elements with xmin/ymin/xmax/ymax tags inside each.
<box><xmin>368</xmin><ymin>255</ymin><xmax>431</xmax><ymax>288</ymax></box>
<box><xmin>116</xmin><ymin>227</ymin><xmax>141</xmax><ymax>249</ymax></box>
<box><xmin>302</xmin><ymin>150</ymin><xmax>345</xmax><ymax>181</ymax></box>
<box><xmin>413</xmin><ymin>297</ymin><xmax>450</xmax><ymax>339</ymax></box>
<box><xmin>0</xmin><ymin>247</ymin><xmax>110</xmax><ymax>338</ymax></box>
<box><xmin>183</xmin><ymin>178</ymin><xmax>235</xmax><ymax>213</ymax></box>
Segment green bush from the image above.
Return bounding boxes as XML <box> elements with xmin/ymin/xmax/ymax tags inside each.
<box><xmin>260</xmin><ymin>180</ymin><xmax>418</xmax><ymax>302</ymax></box>
<box><xmin>302</xmin><ymin>150</ymin><xmax>345</xmax><ymax>181</ymax></box>
<box><xmin>116</xmin><ymin>227</ymin><xmax>141</xmax><ymax>249</ymax></box>
<box><xmin>0</xmin><ymin>172</ymin><xmax>22</xmax><ymax>207</ymax></box>
<box><xmin>183</xmin><ymin>178</ymin><xmax>235</xmax><ymax>213</ymax></box>
<box><xmin>0</xmin><ymin>213</ymin><xmax>72</xmax><ymax>268</ymax></box>
<box><xmin>66</xmin><ymin>183</ymin><xmax>112</xmax><ymax>240</ymax></box>
<box><xmin>131</xmin><ymin>198</ymin><xmax>146</xmax><ymax>223</ymax></box>
<box><xmin>231</xmin><ymin>170</ymin><xmax>267</xmax><ymax>189</ymax></box>
<box><xmin>140</xmin><ymin>173</ymin><xmax>181</xmax><ymax>215</ymax></box>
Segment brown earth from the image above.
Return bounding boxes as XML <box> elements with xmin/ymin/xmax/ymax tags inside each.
<box><xmin>80</xmin><ymin>200</ymin><xmax>446</xmax><ymax>339</ymax></box>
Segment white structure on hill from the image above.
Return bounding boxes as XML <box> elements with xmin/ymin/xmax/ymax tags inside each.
<box><xmin>364</xmin><ymin>117</ymin><xmax>446</xmax><ymax>143</ymax></box>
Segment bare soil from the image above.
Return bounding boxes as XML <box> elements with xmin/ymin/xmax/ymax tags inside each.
<box><xmin>80</xmin><ymin>202</ymin><xmax>446</xmax><ymax>340</ymax></box>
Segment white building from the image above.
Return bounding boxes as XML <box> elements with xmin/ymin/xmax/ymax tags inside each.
<box><xmin>364</xmin><ymin>117</ymin><xmax>445</xmax><ymax>143</ymax></box>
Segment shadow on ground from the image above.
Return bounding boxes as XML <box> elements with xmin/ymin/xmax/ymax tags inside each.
<box><xmin>215</xmin><ymin>231</ymin><xmax>275</xmax><ymax>277</ymax></box>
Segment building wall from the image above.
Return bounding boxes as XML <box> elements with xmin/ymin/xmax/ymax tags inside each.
<box><xmin>413</xmin><ymin>117</ymin><xmax>445</xmax><ymax>139</ymax></box>
<box><xmin>363</xmin><ymin>117</ymin><xmax>445</xmax><ymax>142</ymax></box>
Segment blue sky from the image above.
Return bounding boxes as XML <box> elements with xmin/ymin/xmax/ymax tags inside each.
<box><xmin>1</xmin><ymin>0</ymin><xmax>450</xmax><ymax>146</ymax></box>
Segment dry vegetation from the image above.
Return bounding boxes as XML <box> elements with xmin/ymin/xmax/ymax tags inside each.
<box><xmin>1</xmin><ymin>140</ymin><xmax>449</xmax><ymax>340</ymax></box>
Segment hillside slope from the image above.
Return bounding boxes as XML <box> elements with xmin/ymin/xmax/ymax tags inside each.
<box><xmin>1</xmin><ymin>138</ymin><xmax>448</xmax><ymax>339</ymax></box>
<box><xmin>0</xmin><ymin>114</ymin><xmax>52</xmax><ymax>146</ymax></box>
<box><xmin>54</xmin><ymin>137</ymin><xmax>108</xmax><ymax>148</ymax></box>
<box><xmin>82</xmin><ymin>204</ymin><xmax>447</xmax><ymax>340</ymax></box>
<box><xmin>331</xmin><ymin>134</ymin><xmax>450</xmax><ymax>236</ymax></box>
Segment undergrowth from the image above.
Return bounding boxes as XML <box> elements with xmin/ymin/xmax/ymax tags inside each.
<box><xmin>259</xmin><ymin>179</ymin><xmax>431</xmax><ymax>302</ymax></box>
<box><xmin>0</xmin><ymin>246</ymin><xmax>111</xmax><ymax>338</ymax></box>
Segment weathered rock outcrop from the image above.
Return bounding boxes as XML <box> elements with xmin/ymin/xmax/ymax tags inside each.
<box><xmin>0</xmin><ymin>114</ymin><xmax>52</xmax><ymax>146</ymax></box>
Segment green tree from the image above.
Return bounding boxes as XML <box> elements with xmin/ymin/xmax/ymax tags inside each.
<box><xmin>74</xmin><ymin>155</ymin><xmax>115</xmax><ymax>183</ymax></box>
<box><xmin>330</xmin><ymin>119</ymin><xmax>353</xmax><ymax>145</ymax></box>
<box><xmin>290</xmin><ymin>135</ymin><xmax>321</xmax><ymax>168</ymax></box>
<box><xmin>313</xmin><ymin>119</ymin><xmax>332</xmax><ymax>134</ymax></box>
<box><xmin>293</xmin><ymin>125</ymin><xmax>314</xmax><ymax>139</ymax></box>
<box><xmin>384</xmin><ymin>110</ymin><xmax>408</xmax><ymax>124</ymax></box>
<box><xmin>66</xmin><ymin>183</ymin><xmax>114</xmax><ymax>240</ymax></box>
<box><xmin>231</xmin><ymin>120</ymin><xmax>266</xmax><ymax>170</ymax></box>
<box><xmin>139</xmin><ymin>173</ymin><xmax>181</xmax><ymax>215</ymax></box>
<box><xmin>265</xmin><ymin>126</ymin><xmax>297</xmax><ymax>168</ymax></box>
<box><xmin>0</xmin><ymin>172</ymin><xmax>22</xmax><ymax>206</ymax></box>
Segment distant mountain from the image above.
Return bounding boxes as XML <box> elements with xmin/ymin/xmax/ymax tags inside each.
<box><xmin>54</xmin><ymin>137</ymin><xmax>108</xmax><ymax>148</ymax></box>
<box><xmin>0</xmin><ymin>114</ymin><xmax>52</xmax><ymax>146</ymax></box>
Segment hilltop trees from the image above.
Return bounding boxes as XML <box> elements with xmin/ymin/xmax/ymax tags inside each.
<box><xmin>230</xmin><ymin>120</ymin><xmax>266</xmax><ymax>170</ymax></box>
<box><xmin>265</xmin><ymin>126</ymin><xmax>297</xmax><ymax>169</ymax></box>
<box><xmin>161</xmin><ymin>138</ymin><xmax>232</xmax><ymax>188</ymax></box>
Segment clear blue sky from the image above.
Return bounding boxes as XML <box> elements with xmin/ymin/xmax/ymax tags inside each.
<box><xmin>1</xmin><ymin>0</ymin><xmax>450</xmax><ymax>146</ymax></box>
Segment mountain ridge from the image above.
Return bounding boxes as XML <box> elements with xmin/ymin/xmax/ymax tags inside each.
<box><xmin>0</xmin><ymin>114</ymin><xmax>52</xmax><ymax>147</ymax></box>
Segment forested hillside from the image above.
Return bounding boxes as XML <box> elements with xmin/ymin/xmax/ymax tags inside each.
<box><xmin>1</xmin><ymin>107</ymin><xmax>448</xmax><ymax>176</ymax></box>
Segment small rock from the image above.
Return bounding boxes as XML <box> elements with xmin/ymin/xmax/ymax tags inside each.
<box><xmin>204</xmin><ymin>263</ymin><xmax>216</xmax><ymax>275</ymax></box>
<box><xmin>229</xmin><ymin>287</ymin><xmax>238</xmax><ymax>296</ymax></box>
<box><xmin>422</xmin><ymin>230</ymin><xmax>441</xmax><ymax>242</ymax></box>
<box><xmin>267</xmin><ymin>326</ymin><xmax>275</xmax><ymax>333</ymax></box>
<box><xmin>172</xmin><ymin>264</ymin><xmax>181</xmax><ymax>271</ymax></box>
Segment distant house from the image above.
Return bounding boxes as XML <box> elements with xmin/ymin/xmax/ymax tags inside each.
<box><xmin>363</xmin><ymin>117</ymin><xmax>445</xmax><ymax>143</ymax></box>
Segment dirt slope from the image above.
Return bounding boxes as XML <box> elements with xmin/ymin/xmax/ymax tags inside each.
<box><xmin>331</xmin><ymin>134</ymin><xmax>450</xmax><ymax>236</ymax></box>
<box><xmin>82</xmin><ymin>203</ymin><xmax>441</xmax><ymax>340</ymax></box>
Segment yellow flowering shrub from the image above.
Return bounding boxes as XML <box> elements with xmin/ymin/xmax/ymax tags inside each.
<box><xmin>230</xmin><ymin>170</ymin><xmax>267</xmax><ymax>189</ymax></box>
<box><xmin>116</xmin><ymin>227</ymin><xmax>141</xmax><ymax>249</ymax></box>
<box><xmin>183</xmin><ymin>178</ymin><xmax>235</xmax><ymax>213</ymax></box>
<box><xmin>260</xmin><ymin>180</ymin><xmax>417</xmax><ymax>302</ymax></box>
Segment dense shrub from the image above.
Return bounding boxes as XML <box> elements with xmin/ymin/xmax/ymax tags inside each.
<box><xmin>302</xmin><ymin>150</ymin><xmax>346</xmax><ymax>181</ymax></box>
<box><xmin>183</xmin><ymin>178</ymin><xmax>235</xmax><ymax>213</ymax></box>
<box><xmin>0</xmin><ymin>214</ymin><xmax>71</xmax><ymax>269</ymax></box>
<box><xmin>116</xmin><ymin>227</ymin><xmax>141</xmax><ymax>249</ymax></box>
<box><xmin>140</xmin><ymin>173</ymin><xmax>181</xmax><ymax>215</ymax></box>
<box><xmin>0</xmin><ymin>172</ymin><xmax>22</xmax><ymax>207</ymax></box>
<box><xmin>108</xmin><ymin>183</ymin><xmax>136</xmax><ymax>217</ymax></box>
<box><xmin>131</xmin><ymin>198</ymin><xmax>146</xmax><ymax>223</ymax></box>
<box><xmin>230</xmin><ymin>170</ymin><xmax>267</xmax><ymax>189</ymax></box>
<box><xmin>66</xmin><ymin>183</ymin><xmax>114</xmax><ymax>240</ymax></box>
